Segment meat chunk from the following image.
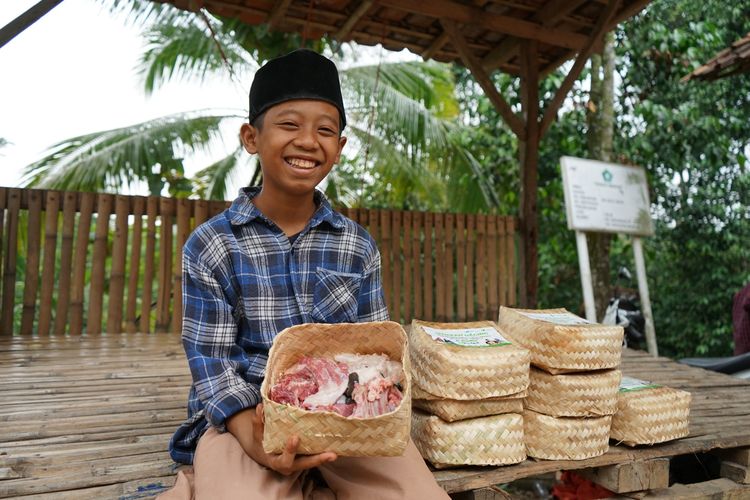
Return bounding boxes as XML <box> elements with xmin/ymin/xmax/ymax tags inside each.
<box><xmin>269</xmin><ymin>353</ymin><xmax>403</xmax><ymax>418</ymax></box>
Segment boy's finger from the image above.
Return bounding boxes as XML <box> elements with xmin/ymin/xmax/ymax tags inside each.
<box><xmin>281</xmin><ymin>435</ymin><xmax>300</xmax><ymax>462</ymax></box>
<box><xmin>257</xmin><ymin>403</ymin><xmax>265</xmax><ymax>424</ymax></box>
<box><xmin>270</xmin><ymin>436</ymin><xmax>300</xmax><ymax>474</ymax></box>
<box><xmin>251</xmin><ymin>406</ymin><xmax>264</xmax><ymax>435</ymax></box>
<box><xmin>292</xmin><ymin>452</ymin><xmax>337</xmax><ymax>471</ymax></box>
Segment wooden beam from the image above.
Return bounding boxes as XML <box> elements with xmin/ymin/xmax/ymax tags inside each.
<box><xmin>266</xmin><ymin>0</ymin><xmax>292</xmax><ymax>27</ymax></box>
<box><xmin>607</xmin><ymin>0</ymin><xmax>653</xmax><ymax>30</ymax></box>
<box><xmin>0</xmin><ymin>0</ymin><xmax>64</xmax><ymax>49</ymax></box>
<box><xmin>539</xmin><ymin>0</ymin><xmax>621</xmax><ymax>138</ymax></box>
<box><xmin>422</xmin><ymin>0</ymin><xmax>489</xmax><ymax>61</ymax></box>
<box><xmin>579</xmin><ymin>458</ymin><xmax>670</xmax><ymax>493</ymax></box>
<box><xmin>440</xmin><ymin>20</ymin><xmax>526</xmax><ymax>139</ymax></box>
<box><xmin>721</xmin><ymin>461</ymin><xmax>750</xmax><ymax>484</ymax></box>
<box><xmin>481</xmin><ymin>0</ymin><xmax>589</xmax><ymax>71</ymax></box>
<box><xmin>422</xmin><ymin>32</ymin><xmax>450</xmax><ymax>60</ymax></box>
<box><xmin>378</xmin><ymin>0</ymin><xmax>588</xmax><ymax>50</ymax></box>
<box><xmin>518</xmin><ymin>39</ymin><xmax>540</xmax><ymax>308</ymax></box>
<box><xmin>335</xmin><ymin>0</ymin><xmax>374</xmax><ymax>40</ymax></box>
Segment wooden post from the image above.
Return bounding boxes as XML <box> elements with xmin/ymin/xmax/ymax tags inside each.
<box><xmin>53</xmin><ymin>192</ymin><xmax>76</xmax><ymax>335</ymax></box>
<box><xmin>88</xmin><ymin>194</ymin><xmax>113</xmax><ymax>335</ymax></box>
<box><xmin>576</xmin><ymin>231</ymin><xmax>597</xmax><ymax>322</ymax></box>
<box><xmin>1</xmin><ymin>189</ymin><xmax>20</xmax><ymax>335</ymax></box>
<box><xmin>141</xmin><ymin>197</ymin><xmax>158</xmax><ymax>333</ymax></box>
<box><xmin>422</xmin><ymin>212</ymin><xmax>434</xmax><ymax>320</ymax></box>
<box><xmin>390</xmin><ymin>210</ymin><xmax>402</xmax><ymax>323</ymax></box>
<box><xmin>37</xmin><ymin>190</ymin><xmax>60</xmax><ymax>336</ymax></box>
<box><xmin>125</xmin><ymin>197</ymin><xmax>145</xmax><ymax>333</ymax></box>
<box><xmin>412</xmin><ymin>211</ymin><xmax>423</xmax><ymax>320</ymax></box>
<box><xmin>107</xmin><ymin>195</ymin><xmax>130</xmax><ymax>334</ymax></box>
<box><xmin>156</xmin><ymin>198</ymin><xmax>174</xmax><ymax>333</ymax></box>
<box><xmin>519</xmin><ymin>39</ymin><xmax>540</xmax><ymax>308</ymax></box>
<box><xmin>633</xmin><ymin>236</ymin><xmax>658</xmax><ymax>356</ymax></box>
<box><xmin>69</xmin><ymin>193</ymin><xmax>95</xmax><ymax>336</ymax></box>
<box><xmin>403</xmin><ymin>211</ymin><xmax>413</xmax><ymax>322</ymax></box>
<box><xmin>20</xmin><ymin>190</ymin><xmax>42</xmax><ymax>335</ymax></box>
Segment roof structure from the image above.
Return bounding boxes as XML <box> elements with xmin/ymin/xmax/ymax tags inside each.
<box><xmin>151</xmin><ymin>0</ymin><xmax>652</xmax><ymax>308</ymax></box>
<box><xmin>155</xmin><ymin>0</ymin><xmax>650</xmax><ymax>77</ymax></box>
<box><xmin>683</xmin><ymin>32</ymin><xmax>750</xmax><ymax>81</ymax></box>
<box><xmin>0</xmin><ymin>0</ymin><xmax>655</xmax><ymax>308</ymax></box>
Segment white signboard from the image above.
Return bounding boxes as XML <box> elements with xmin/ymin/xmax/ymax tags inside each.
<box><xmin>560</xmin><ymin>156</ymin><xmax>653</xmax><ymax>236</ymax></box>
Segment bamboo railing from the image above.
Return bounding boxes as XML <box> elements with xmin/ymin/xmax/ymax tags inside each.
<box><xmin>0</xmin><ymin>187</ymin><xmax>517</xmax><ymax>335</ymax></box>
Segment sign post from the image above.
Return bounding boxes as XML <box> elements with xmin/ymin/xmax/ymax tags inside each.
<box><xmin>560</xmin><ymin>156</ymin><xmax>658</xmax><ymax>356</ymax></box>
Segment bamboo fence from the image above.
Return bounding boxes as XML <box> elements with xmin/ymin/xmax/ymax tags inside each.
<box><xmin>0</xmin><ymin>187</ymin><xmax>518</xmax><ymax>335</ymax></box>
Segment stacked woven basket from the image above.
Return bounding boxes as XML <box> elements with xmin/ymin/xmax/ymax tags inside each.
<box><xmin>408</xmin><ymin>320</ymin><xmax>530</xmax><ymax>468</ymax></box>
<box><xmin>498</xmin><ymin>307</ymin><xmax>623</xmax><ymax>460</ymax></box>
<box><xmin>610</xmin><ymin>375</ymin><xmax>691</xmax><ymax>446</ymax></box>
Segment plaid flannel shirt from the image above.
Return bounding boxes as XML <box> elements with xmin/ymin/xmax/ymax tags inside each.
<box><xmin>169</xmin><ymin>187</ymin><xmax>389</xmax><ymax>464</ymax></box>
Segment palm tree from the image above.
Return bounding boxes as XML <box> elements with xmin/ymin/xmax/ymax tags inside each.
<box><xmin>22</xmin><ymin>2</ymin><xmax>499</xmax><ymax>212</ymax></box>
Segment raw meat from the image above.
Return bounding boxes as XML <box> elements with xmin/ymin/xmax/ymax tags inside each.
<box><xmin>333</xmin><ymin>353</ymin><xmax>403</xmax><ymax>384</ymax></box>
<box><xmin>269</xmin><ymin>353</ymin><xmax>404</xmax><ymax>418</ymax></box>
<box><xmin>351</xmin><ymin>377</ymin><xmax>404</xmax><ymax>418</ymax></box>
<box><xmin>269</xmin><ymin>356</ymin><xmax>348</xmax><ymax>408</ymax></box>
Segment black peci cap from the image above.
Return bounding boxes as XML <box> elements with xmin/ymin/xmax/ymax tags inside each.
<box><xmin>248</xmin><ymin>49</ymin><xmax>346</xmax><ymax>129</ymax></box>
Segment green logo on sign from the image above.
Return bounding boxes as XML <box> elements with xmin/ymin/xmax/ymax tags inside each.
<box><xmin>602</xmin><ymin>169</ymin><xmax>613</xmax><ymax>182</ymax></box>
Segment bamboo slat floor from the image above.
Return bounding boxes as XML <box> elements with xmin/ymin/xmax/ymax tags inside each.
<box><xmin>1</xmin><ymin>333</ymin><xmax>749</xmax><ymax>498</ymax></box>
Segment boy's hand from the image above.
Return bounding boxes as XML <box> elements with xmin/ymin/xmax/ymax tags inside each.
<box><xmin>226</xmin><ymin>404</ymin><xmax>337</xmax><ymax>476</ymax></box>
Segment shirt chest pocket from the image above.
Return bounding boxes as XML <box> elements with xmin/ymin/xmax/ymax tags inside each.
<box><xmin>311</xmin><ymin>267</ymin><xmax>362</xmax><ymax>324</ymax></box>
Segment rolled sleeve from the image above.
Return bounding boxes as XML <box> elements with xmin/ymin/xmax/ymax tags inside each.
<box><xmin>182</xmin><ymin>249</ymin><xmax>261</xmax><ymax>429</ymax></box>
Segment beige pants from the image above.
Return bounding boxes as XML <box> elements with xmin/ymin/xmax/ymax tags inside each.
<box><xmin>158</xmin><ymin>428</ymin><xmax>450</xmax><ymax>500</ymax></box>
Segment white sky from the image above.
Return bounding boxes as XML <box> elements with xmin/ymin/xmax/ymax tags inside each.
<box><xmin>0</xmin><ymin>0</ymin><xmax>248</xmax><ymax>192</ymax></box>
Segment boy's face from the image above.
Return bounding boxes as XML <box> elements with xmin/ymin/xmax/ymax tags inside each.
<box><xmin>240</xmin><ymin>99</ymin><xmax>346</xmax><ymax>198</ymax></box>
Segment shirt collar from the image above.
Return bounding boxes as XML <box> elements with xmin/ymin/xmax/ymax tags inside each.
<box><xmin>227</xmin><ymin>186</ymin><xmax>346</xmax><ymax>230</ymax></box>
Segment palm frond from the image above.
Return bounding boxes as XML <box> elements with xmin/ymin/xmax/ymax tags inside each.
<box><xmin>193</xmin><ymin>146</ymin><xmax>255</xmax><ymax>200</ymax></box>
<box><xmin>342</xmin><ymin>62</ymin><xmax>458</xmax><ymax>152</ymax></box>
<box><xmin>139</xmin><ymin>17</ymin><xmax>252</xmax><ymax>93</ymax></box>
<box><xmin>101</xmin><ymin>0</ymin><xmax>186</xmax><ymax>26</ymax></box>
<box><xmin>22</xmin><ymin>110</ymin><xmax>241</xmax><ymax>194</ymax></box>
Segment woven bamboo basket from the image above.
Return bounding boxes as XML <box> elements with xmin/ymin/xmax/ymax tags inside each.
<box><xmin>412</xmin><ymin>410</ymin><xmax>526</xmax><ymax>468</ymax></box>
<box><xmin>525</xmin><ymin>367</ymin><xmax>621</xmax><ymax>417</ymax></box>
<box><xmin>610</xmin><ymin>377</ymin><xmax>691</xmax><ymax>446</ymax></box>
<box><xmin>260</xmin><ymin>321</ymin><xmax>410</xmax><ymax>456</ymax></box>
<box><xmin>409</xmin><ymin>320</ymin><xmax>530</xmax><ymax>400</ymax></box>
<box><xmin>498</xmin><ymin>306</ymin><xmax>623</xmax><ymax>374</ymax></box>
<box><xmin>412</xmin><ymin>384</ymin><xmax>525</xmax><ymax>422</ymax></box>
<box><xmin>524</xmin><ymin>409</ymin><xmax>612</xmax><ymax>460</ymax></box>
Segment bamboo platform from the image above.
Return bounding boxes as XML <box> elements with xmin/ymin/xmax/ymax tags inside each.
<box><xmin>1</xmin><ymin>333</ymin><xmax>750</xmax><ymax>499</ymax></box>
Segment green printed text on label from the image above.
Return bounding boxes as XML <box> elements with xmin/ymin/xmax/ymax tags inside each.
<box><xmin>422</xmin><ymin>325</ymin><xmax>510</xmax><ymax>348</ymax></box>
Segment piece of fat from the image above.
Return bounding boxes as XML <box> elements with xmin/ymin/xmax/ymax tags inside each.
<box><xmin>334</xmin><ymin>353</ymin><xmax>403</xmax><ymax>384</ymax></box>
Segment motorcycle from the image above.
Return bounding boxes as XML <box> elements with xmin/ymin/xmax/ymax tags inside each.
<box><xmin>603</xmin><ymin>268</ymin><xmax>750</xmax><ymax>378</ymax></box>
<box><xmin>602</xmin><ymin>267</ymin><xmax>647</xmax><ymax>349</ymax></box>
<box><xmin>678</xmin><ymin>352</ymin><xmax>750</xmax><ymax>380</ymax></box>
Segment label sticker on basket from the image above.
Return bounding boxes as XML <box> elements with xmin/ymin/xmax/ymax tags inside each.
<box><xmin>421</xmin><ymin>326</ymin><xmax>510</xmax><ymax>347</ymax></box>
<box><xmin>619</xmin><ymin>375</ymin><xmax>660</xmax><ymax>392</ymax></box>
<box><xmin>517</xmin><ymin>311</ymin><xmax>591</xmax><ymax>325</ymax></box>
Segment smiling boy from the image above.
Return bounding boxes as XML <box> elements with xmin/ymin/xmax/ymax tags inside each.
<box><xmin>159</xmin><ymin>49</ymin><xmax>448</xmax><ymax>499</ymax></box>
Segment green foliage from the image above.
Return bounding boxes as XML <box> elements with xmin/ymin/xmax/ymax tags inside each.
<box><xmin>447</xmin><ymin>0</ymin><xmax>750</xmax><ymax>357</ymax></box>
<box><xmin>28</xmin><ymin>2</ymin><xmax>481</xmax><ymax>207</ymax></box>
<box><xmin>452</xmin><ymin>64</ymin><xmax>591</xmax><ymax>312</ymax></box>
<box><xmin>617</xmin><ymin>0</ymin><xmax>750</xmax><ymax>356</ymax></box>
<box><xmin>22</xmin><ymin>111</ymin><xmax>237</xmax><ymax>196</ymax></box>
<box><xmin>25</xmin><ymin>0</ymin><xmax>750</xmax><ymax>358</ymax></box>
